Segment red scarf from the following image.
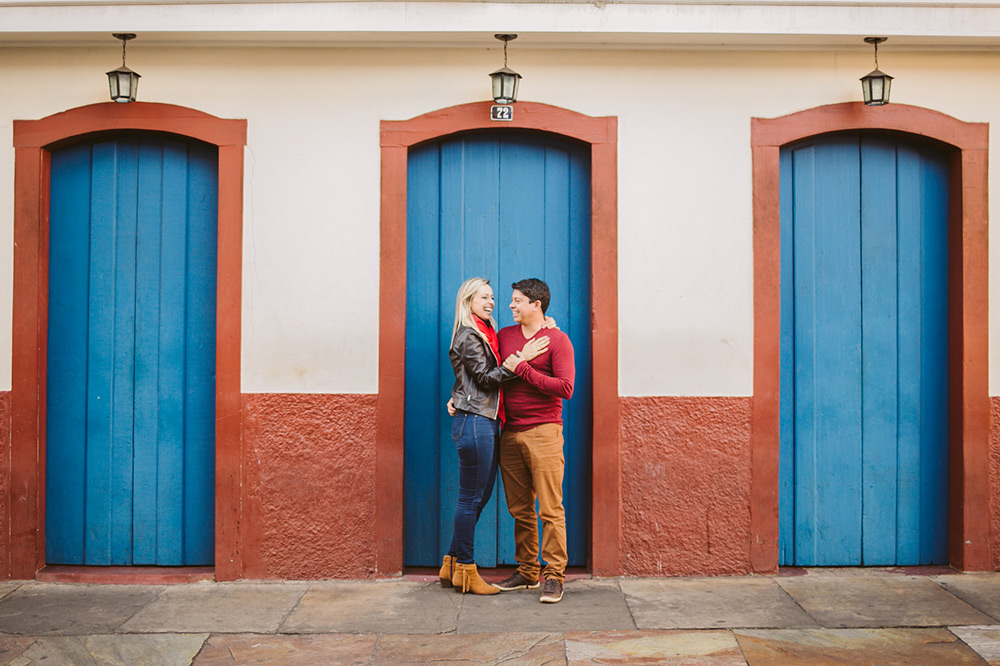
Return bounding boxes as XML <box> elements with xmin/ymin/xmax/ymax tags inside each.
<box><xmin>473</xmin><ymin>315</ymin><xmax>504</xmax><ymax>425</ymax></box>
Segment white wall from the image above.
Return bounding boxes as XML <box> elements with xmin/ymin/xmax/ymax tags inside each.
<box><xmin>1</xmin><ymin>45</ymin><xmax>998</xmax><ymax>395</ymax></box>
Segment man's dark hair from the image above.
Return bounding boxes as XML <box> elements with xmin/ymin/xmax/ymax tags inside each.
<box><xmin>512</xmin><ymin>278</ymin><xmax>551</xmax><ymax>314</ymax></box>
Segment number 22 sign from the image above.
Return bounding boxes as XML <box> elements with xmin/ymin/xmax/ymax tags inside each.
<box><xmin>491</xmin><ymin>105</ymin><xmax>513</xmax><ymax>121</ymax></box>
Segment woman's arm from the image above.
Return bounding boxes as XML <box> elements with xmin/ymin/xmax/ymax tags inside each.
<box><xmin>453</xmin><ymin>330</ymin><xmax>514</xmax><ymax>390</ymax></box>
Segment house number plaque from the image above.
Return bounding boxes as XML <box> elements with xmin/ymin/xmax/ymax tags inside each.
<box><xmin>491</xmin><ymin>105</ymin><xmax>513</xmax><ymax>121</ymax></box>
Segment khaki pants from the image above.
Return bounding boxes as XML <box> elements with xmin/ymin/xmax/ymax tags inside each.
<box><xmin>499</xmin><ymin>423</ymin><xmax>567</xmax><ymax>583</ymax></box>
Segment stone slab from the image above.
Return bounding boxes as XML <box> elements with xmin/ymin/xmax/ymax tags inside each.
<box><xmin>375</xmin><ymin>632</ymin><xmax>566</xmax><ymax>665</ymax></box>
<box><xmin>193</xmin><ymin>633</ymin><xmax>377</xmax><ymax>665</ymax></box>
<box><xmin>280</xmin><ymin>581</ymin><xmax>461</xmax><ymax>634</ymax></box>
<box><xmin>0</xmin><ymin>584</ymin><xmax>21</xmax><ymax>601</ymax></box>
<box><xmin>457</xmin><ymin>579</ymin><xmax>635</xmax><ymax>633</ymax></box>
<box><xmin>950</xmin><ymin>625</ymin><xmax>1000</xmax><ymax>665</ymax></box>
<box><xmin>121</xmin><ymin>583</ymin><xmax>307</xmax><ymax>634</ymax></box>
<box><xmin>934</xmin><ymin>573</ymin><xmax>1000</xmax><ymax>622</ymax></box>
<box><xmin>0</xmin><ymin>636</ymin><xmax>36</xmax><ymax>663</ymax></box>
<box><xmin>621</xmin><ymin>577</ymin><xmax>818</xmax><ymax>630</ymax></box>
<box><xmin>735</xmin><ymin>628</ymin><xmax>987</xmax><ymax>666</ymax></box>
<box><xmin>565</xmin><ymin>630</ymin><xmax>747</xmax><ymax>665</ymax></box>
<box><xmin>9</xmin><ymin>633</ymin><xmax>208</xmax><ymax>666</ymax></box>
<box><xmin>0</xmin><ymin>583</ymin><xmax>161</xmax><ymax>635</ymax></box>
<box><xmin>775</xmin><ymin>575</ymin><xmax>994</xmax><ymax>628</ymax></box>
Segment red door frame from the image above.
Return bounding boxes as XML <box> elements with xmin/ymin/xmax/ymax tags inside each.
<box><xmin>750</xmin><ymin>102</ymin><xmax>991</xmax><ymax>571</ymax></box>
<box><xmin>377</xmin><ymin>101</ymin><xmax>622</xmax><ymax>575</ymax></box>
<box><xmin>8</xmin><ymin>102</ymin><xmax>247</xmax><ymax>580</ymax></box>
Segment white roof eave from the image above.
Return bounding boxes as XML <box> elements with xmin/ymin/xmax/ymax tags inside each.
<box><xmin>2</xmin><ymin>0</ymin><xmax>1000</xmax><ymax>49</ymax></box>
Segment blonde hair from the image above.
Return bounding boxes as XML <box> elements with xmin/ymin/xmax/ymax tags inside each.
<box><xmin>451</xmin><ymin>277</ymin><xmax>497</xmax><ymax>348</ymax></box>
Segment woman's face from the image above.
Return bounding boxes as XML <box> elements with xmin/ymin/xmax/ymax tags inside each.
<box><xmin>470</xmin><ymin>283</ymin><xmax>495</xmax><ymax>321</ymax></box>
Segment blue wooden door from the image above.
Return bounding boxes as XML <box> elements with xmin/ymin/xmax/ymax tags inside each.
<box><xmin>779</xmin><ymin>134</ymin><xmax>949</xmax><ymax>566</ymax></box>
<box><xmin>46</xmin><ymin>134</ymin><xmax>217</xmax><ymax>566</ymax></box>
<box><xmin>405</xmin><ymin>132</ymin><xmax>592</xmax><ymax>568</ymax></box>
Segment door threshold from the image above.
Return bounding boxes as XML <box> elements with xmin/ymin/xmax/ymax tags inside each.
<box><xmin>777</xmin><ymin>565</ymin><xmax>958</xmax><ymax>577</ymax></box>
<box><xmin>37</xmin><ymin>565</ymin><xmax>214</xmax><ymax>585</ymax></box>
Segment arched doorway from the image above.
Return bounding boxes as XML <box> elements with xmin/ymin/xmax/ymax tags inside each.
<box><xmin>8</xmin><ymin>103</ymin><xmax>246</xmax><ymax>580</ymax></box>
<box><xmin>46</xmin><ymin>133</ymin><xmax>218</xmax><ymax>566</ymax></box>
<box><xmin>377</xmin><ymin>102</ymin><xmax>621</xmax><ymax>575</ymax></box>
<box><xmin>750</xmin><ymin>103</ymin><xmax>990</xmax><ymax>572</ymax></box>
<box><xmin>403</xmin><ymin>130</ymin><xmax>592</xmax><ymax>568</ymax></box>
<box><xmin>778</xmin><ymin>132</ymin><xmax>950</xmax><ymax>566</ymax></box>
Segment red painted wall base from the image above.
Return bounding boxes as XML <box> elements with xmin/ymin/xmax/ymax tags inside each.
<box><xmin>0</xmin><ymin>391</ymin><xmax>10</xmax><ymax>579</ymax></box>
<box><xmin>991</xmin><ymin>397</ymin><xmax>1000</xmax><ymax>570</ymax></box>
<box><xmin>621</xmin><ymin>396</ymin><xmax>753</xmax><ymax>576</ymax></box>
<box><xmin>241</xmin><ymin>393</ymin><xmax>378</xmax><ymax>579</ymax></box>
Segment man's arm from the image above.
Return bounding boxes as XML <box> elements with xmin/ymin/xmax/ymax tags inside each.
<box><xmin>513</xmin><ymin>335</ymin><xmax>574</xmax><ymax>399</ymax></box>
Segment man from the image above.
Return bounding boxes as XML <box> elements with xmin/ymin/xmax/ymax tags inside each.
<box><xmin>493</xmin><ymin>278</ymin><xmax>575</xmax><ymax>603</ymax></box>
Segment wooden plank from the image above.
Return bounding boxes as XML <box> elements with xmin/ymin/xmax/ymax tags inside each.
<box><xmin>84</xmin><ymin>140</ymin><xmax>118</xmax><ymax>565</ymax></box>
<box><xmin>111</xmin><ymin>139</ymin><xmax>139</xmax><ymax>566</ymax></box>
<box><xmin>789</xmin><ymin>143</ymin><xmax>820</xmax><ymax>565</ymax></box>
<box><xmin>437</xmin><ymin>139</ymin><xmax>466</xmax><ymax>563</ymax></box>
<box><xmin>778</xmin><ymin>148</ymin><xmax>795</xmax><ymax>566</ymax></box>
<box><xmin>915</xmin><ymin>149</ymin><xmax>950</xmax><ymax>565</ymax></box>
<box><xmin>155</xmin><ymin>139</ymin><xmax>189</xmax><ymax>565</ymax></box>
<box><xmin>893</xmin><ymin>142</ymin><xmax>951</xmax><ymax>566</ymax></box>
<box><xmin>404</xmin><ymin>142</ymin><xmax>443</xmax><ymax>566</ymax></box>
<box><xmin>462</xmin><ymin>136</ymin><xmax>501</xmax><ymax>568</ymax></box>
<box><xmin>541</xmin><ymin>141</ymin><xmax>583</xmax><ymax>566</ymax></box>
<box><xmin>792</xmin><ymin>138</ymin><xmax>863</xmax><ymax>565</ymax></box>
<box><xmin>562</xmin><ymin>144</ymin><xmax>592</xmax><ymax>567</ymax></box>
<box><xmin>133</xmin><ymin>139</ymin><xmax>164</xmax><ymax>565</ymax></box>
<box><xmin>184</xmin><ymin>142</ymin><xmax>219</xmax><ymax>565</ymax></box>
<box><xmin>45</xmin><ymin>143</ymin><xmax>92</xmax><ymax>565</ymax></box>
<box><xmin>896</xmin><ymin>143</ymin><xmax>923</xmax><ymax>565</ymax></box>
<box><xmin>860</xmin><ymin>137</ymin><xmax>900</xmax><ymax>565</ymax></box>
<box><xmin>497</xmin><ymin>135</ymin><xmax>548</xmax><ymax>567</ymax></box>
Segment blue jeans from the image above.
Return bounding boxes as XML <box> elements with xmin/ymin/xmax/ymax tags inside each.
<box><xmin>448</xmin><ymin>411</ymin><xmax>499</xmax><ymax>564</ymax></box>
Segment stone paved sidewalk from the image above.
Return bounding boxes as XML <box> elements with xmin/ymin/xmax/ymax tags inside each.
<box><xmin>0</xmin><ymin>569</ymin><xmax>998</xmax><ymax>664</ymax></box>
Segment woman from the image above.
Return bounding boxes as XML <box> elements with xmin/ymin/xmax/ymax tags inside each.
<box><xmin>440</xmin><ymin>277</ymin><xmax>548</xmax><ymax>594</ymax></box>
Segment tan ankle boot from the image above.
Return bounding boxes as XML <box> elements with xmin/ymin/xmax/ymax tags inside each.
<box><xmin>453</xmin><ymin>562</ymin><xmax>499</xmax><ymax>595</ymax></box>
<box><xmin>439</xmin><ymin>555</ymin><xmax>454</xmax><ymax>588</ymax></box>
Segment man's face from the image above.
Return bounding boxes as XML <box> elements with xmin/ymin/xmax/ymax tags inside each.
<box><xmin>509</xmin><ymin>289</ymin><xmax>539</xmax><ymax>323</ymax></box>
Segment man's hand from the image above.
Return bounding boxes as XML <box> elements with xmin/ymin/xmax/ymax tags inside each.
<box><xmin>446</xmin><ymin>397</ymin><xmax>456</xmax><ymax>416</ymax></box>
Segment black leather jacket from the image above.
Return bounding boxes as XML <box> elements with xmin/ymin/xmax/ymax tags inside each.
<box><xmin>449</xmin><ymin>325</ymin><xmax>514</xmax><ymax>420</ymax></box>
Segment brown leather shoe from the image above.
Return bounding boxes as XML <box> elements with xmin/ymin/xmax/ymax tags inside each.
<box><xmin>492</xmin><ymin>571</ymin><xmax>540</xmax><ymax>591</ymax></box>
<box><xmin>539</xmin><ymin>578</ymin><xmax>563</xmax><ymax>603</ymax></box>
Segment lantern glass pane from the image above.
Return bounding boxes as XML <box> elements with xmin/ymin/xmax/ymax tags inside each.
<box><xmin>114</xmin><ymin>72</ymin><xmax>130</xmax><ymax>101</ymax></box>
<box><xmin>128</xmin><ymin>72</ymin><xmax>139</xmax><ymax>101</ymax></box>
<box><xmin>500</xmin><ymin>74</ymin><xmax>513</xmax><ymax>101</ymax></box>
<box><xmin>492</xmin><ymin>74</ymin><xmax>503</xmax><ymax>102</ymax></box>
<box><xmin>108</xmin><ymin>73</ymin><xmax>121</xmax><ymax>100</ymax></box>
<box><xmin>870</xmin><ymin>76</ymin><xmax>884</xmax><ymax>101</ymax></box>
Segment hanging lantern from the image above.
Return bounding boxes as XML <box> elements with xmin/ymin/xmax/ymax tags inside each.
<box><xmin>860</xmin><ymin>37</ymin><xmax>893</xmax><ymax>106</ymax></box>
<box><xmin>489</xmin><ymin>34</ymin><xmax>522</xmax><ymax>104</ymax></box>
<box><xmin>107</xmin><ymin>33</ymin><xmax>141</xmax><ymax>103</ymax></box>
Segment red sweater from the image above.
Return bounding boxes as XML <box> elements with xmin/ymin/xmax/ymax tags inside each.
<box><xmin>498</xmin><ymin>325</ymin><xmax>575</xmax><ymax>432</ymax></box>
